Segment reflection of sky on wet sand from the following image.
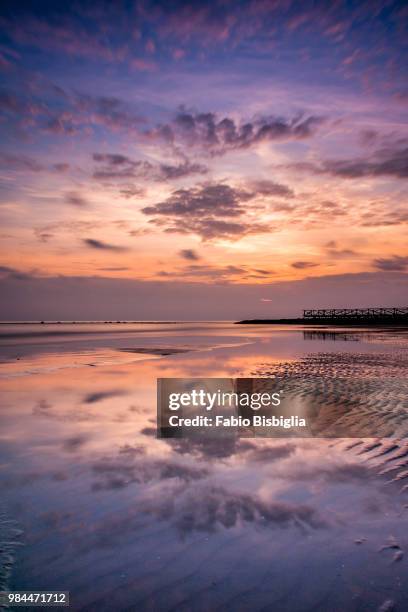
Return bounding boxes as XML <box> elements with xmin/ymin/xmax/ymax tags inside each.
<box><xmin>1</xmin><ymin>323</ymin><xmax>408</xmax><ymax>611</ymax></box>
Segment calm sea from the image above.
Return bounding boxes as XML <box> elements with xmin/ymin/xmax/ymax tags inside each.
<box><xmin>0</xmin><ymin>322</ymin><xmax>407</xmax><ymax>611</ymax></box>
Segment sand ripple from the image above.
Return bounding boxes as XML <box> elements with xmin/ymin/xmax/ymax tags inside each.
<box><xmin>252</xmin><ymin>351</ymin><xmax>408</xmax><ymax>492</ymax></box>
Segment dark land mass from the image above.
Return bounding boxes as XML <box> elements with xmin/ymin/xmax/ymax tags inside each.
<box><xmin>236</xmin><ymin>317</ymin><xmax>408</xmax><ymax>326</ymax></box>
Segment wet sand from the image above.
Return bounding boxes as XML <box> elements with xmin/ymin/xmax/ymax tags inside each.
<box><xmin>0</xmin><ymin>323</ymin><xmax>407</xmax><ymax>611</ymax></box>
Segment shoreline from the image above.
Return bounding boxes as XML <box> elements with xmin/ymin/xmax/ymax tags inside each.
<box><xmin>236</xmin><ymin>318</ymin><xmax>408</xmax><ymax>326</ymax></box>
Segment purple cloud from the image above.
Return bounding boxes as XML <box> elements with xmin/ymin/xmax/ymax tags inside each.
<box><xmin>92</xmin><ymin>152</ymin><xmax>207</xmax><ymax>182</ymax></box>
<box><xmin>179</xmin><ymin>249</ymin><xmax>200</xmax><ymax>261</ymax></box>
<box><xmin>373</xmin><ymin>256</ymin><xmax>408</xmax><ymax>271</ymax></box>
<box><xmin>291</xmin><ymin>261</ymin><xmax>319</xmax><ymax>270</ymax></box>
<box><xmin>153</xmin><ymin>110</ymin><xmax>324</xmax><ymax>155</ymax></box>
<box><xmin>289</xmin><ymin>144</ymin><xmax>408</xmax><ymax>180</ymax></box>
<box><xmin>142</xmin><ymin>183</ymin><xmax>271</xmax><ymax>240</ymax></box>
<box><xmin>83</xmin><ymin>239</ymin><xmax>128</xmax><ymax>252</ymax></box>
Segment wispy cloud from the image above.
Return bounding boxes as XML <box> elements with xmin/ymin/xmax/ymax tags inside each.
<box><xmin>373</xmin><ymin>256</ymin><xmax>408</xmax><ymax>271</ymax></box>
<box><xmin>83</xmin><ymin>238</ymin><xmax>128</xmax><ymax>252</ymax></box>
<box><xmin>158</xmin><ymin>263</ymin><xmax>274</xmax><ymax>282</ymax></box>
<box><xmin>179</xmin><ymin>249</ymin><xmax>200</xmax><ymax>261</ymax></box>
<box><xmin>153</xmin><ymin>110</ymin><xmax>324</xmax><ymax>155</ymax></box>
<box><xmin>288</xmin><ymin>143</ymin><xmax>408</xmax><ymax>180</ymax></box>
<box><xmin>92</xmin><ymin>152</ymin><xmax>207</xmax><ymax>182</ymax></box>
<box><xmin>291</xmin><ymin>261</ymin><xmax>319</xmax><ymax>270</ymax></box>
<box><xmin>142</xmin><ymin>183</ymin><xmax>271</xmax><ymax>240</ymax></box>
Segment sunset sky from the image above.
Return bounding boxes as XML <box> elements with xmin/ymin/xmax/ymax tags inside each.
<box><xmin>0</xmin><ymin>0</ymin><xmax>407</xmax><ymax>319</ymax></box>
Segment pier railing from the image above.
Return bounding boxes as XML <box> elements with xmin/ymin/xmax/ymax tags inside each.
<box><xmin>303</xmin><ymin>307</ymin><xmax>408</xmax><ymax>320</ymax></box>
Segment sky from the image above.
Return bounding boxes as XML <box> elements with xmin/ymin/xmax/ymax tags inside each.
<box><xmin>0</xmin><ymin>0</ymin><xmax>407</xmax><ymax>319</ymax></box>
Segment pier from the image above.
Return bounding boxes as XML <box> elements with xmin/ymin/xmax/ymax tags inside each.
<box><xmin>302</xmin><ymin>307</ymin><xmax>408</xmax><ymax>323</ymax></box>
<box><xmin>237</xmin><ymin>307</ymin><xmax>408</xmax><ymax>325</ymax></box>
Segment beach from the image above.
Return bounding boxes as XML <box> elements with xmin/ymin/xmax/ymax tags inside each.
<box><xmin>1</xmin><ymin>322</ymin><xmax>408</xmax><ymax>611</ymax></box>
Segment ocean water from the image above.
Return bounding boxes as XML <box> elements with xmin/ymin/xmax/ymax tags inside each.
<box><xmin>0</xmin><ymin>322</ymin><xmax>407</xmax><ymax>611</ymax></box>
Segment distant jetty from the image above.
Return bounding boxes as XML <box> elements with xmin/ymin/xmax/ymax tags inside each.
<box><xmin>237</xmin><ymin>307</ymin><xmax>408</xmax><ymax>325</ymax></box>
